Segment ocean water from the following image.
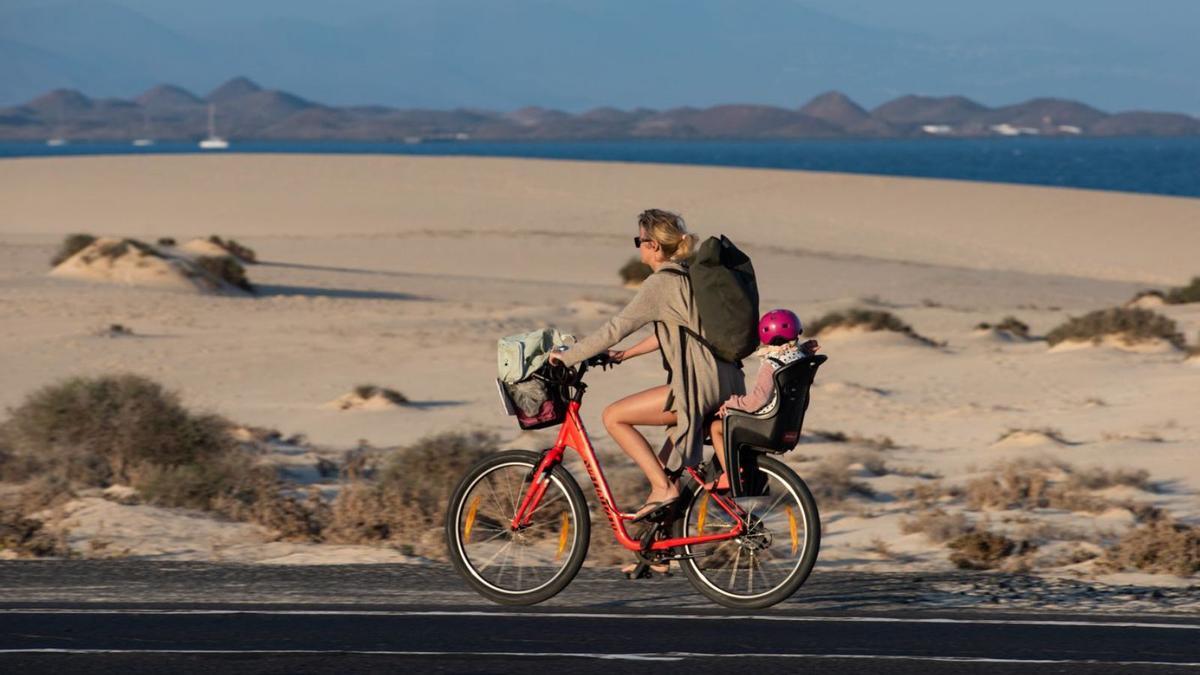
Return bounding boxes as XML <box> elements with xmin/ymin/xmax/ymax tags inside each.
<box><xmin>2</xmin><ymin>137</ymin><xmax>1198</xmax><ymax>199</ymax></box>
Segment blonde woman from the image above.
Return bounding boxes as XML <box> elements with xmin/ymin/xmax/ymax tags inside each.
<box><xmin>550</xmin><ymin>209</ymin><xmax>745</xmax><ymax>525</ymax></box>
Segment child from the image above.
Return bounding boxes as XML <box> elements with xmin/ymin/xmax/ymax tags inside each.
<box><xmin>707</xmin><ymin>309</ymin><xmax>819</xmax><ymax>491</ymax></box>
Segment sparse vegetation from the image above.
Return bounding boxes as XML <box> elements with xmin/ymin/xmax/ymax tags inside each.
<box><xmin>157</xmin><ymin>237</ymin><xmax>177</xmax><ymax>247</ymax></box>
<box><xmin>0</xmin><ymin>374</ymin><xmax>323</xmax><ymax>553</ymax></box>
<box><xmin>900</xmin><ymin>508</ymin><xmax>974</xmax><ymax>543</ymax></box>
<box><xmin>962</xmin><ymin>459</ymin><xmax>1150</xmax><ymax>514</ymax></box>
<box><xmin>49</xmin><ymin>233</ymin><xmax>97</xmax><ymax>266</ymax></box>
<box><xmin>353</xmin><ymin>385</ymin><xmax>409</xmax><ymax>406</ymax></box>
<box><xmin>207</xmin><ymin>235</ymin><xmax>257</xmax><ymax>263</ymax></box>
<box><xmin>948</xmin><ymin>530</ymin><xmax>1022</xmax><ymax>570</ymax></box>
<box><xmin>995</xmin><ymin>427</ymin><xmax>1074</xmax><ymax>445</ymax></box>
<box><xmin>325</xmin><ymin>431</ymin><xmax>499</xmax><ymax>556</ymax></box>
<box><xmin>1045</xmin><ymin>307</ymin><xmax>1185</xmax><ymax>349</ymax></box>
<box><xmin>808</xmin><ymin>429</ymin><xmax>897</xmax><ymax>450</ymax></box>
<box><xmin>618</xmin><ymin>257</ymin><xmax>653</xmax><ymax>286</ymax></box>
<box><xmin>808</xmin><ymin>308</ymin><xmax>940</xmax><ymax>346</ymax></box>
<box><xmin>1104</xmin><ymin>518</ymin><xmax>1200</xmax><ymax>577</ymax></box>
<box><xmin>99</xmin><ymin>323</ymin><xmax>133</xmax><ymax>338</ymax></box>
<box><xmin>804</xmin><ymin>455</ymin><xmax>876</xmax><ymax>504</ymax></box>
<box><xmin>1165</xmin><ymin>277</ymin><xmax>1200</xmax><ymax>304</ymax></box>
<box><xmin>195</xmin><ymin>255</ymin><xmax>254</xmax><ymax>292</ymax></box>
<box><xmin>975</xmin><ymin>316</ymin><xmax>1031</xmax><ymax>338</ymax></box>
<box><xmin>95</xmin><ymin>238</ymin><xmax>156</xmax><ymax>259</ymax></box>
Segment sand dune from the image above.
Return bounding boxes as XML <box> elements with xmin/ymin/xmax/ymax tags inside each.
<box><xmin>1</xmin><ymin>155</ymin><xmax>1197</xmax><ymax>580</ymax></box>
<box><xmin>48</xmin><ymin>236</ymin><xmax>247</xmax><ymax>294</ymax></box>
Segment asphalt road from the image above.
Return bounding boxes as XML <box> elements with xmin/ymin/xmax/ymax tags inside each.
<box><xmin>0</xmin><ymin>561</ymin><xmax>1197</xmax><ymax>674</ymax></box>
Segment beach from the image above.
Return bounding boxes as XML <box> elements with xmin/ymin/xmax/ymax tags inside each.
<box><xmin>1</xmin><ymin>155</ymin><xmax>1197</xmax><ymax>583</ymax></box>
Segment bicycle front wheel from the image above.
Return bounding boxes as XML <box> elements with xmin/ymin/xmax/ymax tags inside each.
<box><xmin>445</xmin><ymin>450</ymin><xmax>590</xmax><ymax>605</ymax></box>
<box><xmin>675</xmin><ymin>455</ymin><xmax>820</xmax><ymax>609</ymax></box>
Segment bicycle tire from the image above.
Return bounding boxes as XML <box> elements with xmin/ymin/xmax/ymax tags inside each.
<box><xmin>674</xmin><ymin>455</ymin><xmax>820</xmax><ymax>609</ymax></box>
<box><xmin>445</xmin><ymin>450</ymin><xmax>590</xmax><ymax>605</ymax></box>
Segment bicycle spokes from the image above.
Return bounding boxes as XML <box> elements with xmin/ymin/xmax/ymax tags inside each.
<box><xmin>683</xmin><ymin>471</ymin><xmax>812</xmax><ymax>599</ymax></box>
<box><xmin>455</xmin><ymin>461</ymin><xmax>579</xmax><ymax>594</ymax></box>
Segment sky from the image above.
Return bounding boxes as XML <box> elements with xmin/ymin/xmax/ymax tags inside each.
<box><xmin>2</xmin><ymin>0</ymin><xmax>1197</xmax><ymax>112</ymax></box>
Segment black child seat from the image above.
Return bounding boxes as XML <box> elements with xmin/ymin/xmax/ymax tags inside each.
<box><xmin>719</xmin><ymin>354</ymin><xmax>828</xmax><ymax>497</ymax></box>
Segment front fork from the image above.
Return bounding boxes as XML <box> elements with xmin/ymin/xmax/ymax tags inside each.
<box><xmin>510</xmin><ymin>447</ymin><xmax>562</xmax><ymax>529</ymax></box>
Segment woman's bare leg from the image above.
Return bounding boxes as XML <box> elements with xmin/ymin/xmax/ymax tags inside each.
<box><xmin>602</xmin><ymin>385</ymin><xmax>679</xmax><ymax>508</ymax></box>
<box><xmin>708</xmin><ymin>419</ymin><xmax>730</xmax><ymax>490</ymax></box>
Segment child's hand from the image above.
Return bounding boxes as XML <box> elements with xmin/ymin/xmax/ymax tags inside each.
<box><xmin>716</xmin><ymin>403</ymin><xmax>729</xmax><ymax>418</ymax></box>
<box><xmin>800</xmin><ymin>339</ymin><xmax>820</xmax><ymax>354</ymax></box>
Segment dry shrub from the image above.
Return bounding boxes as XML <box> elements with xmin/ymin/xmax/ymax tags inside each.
<box><xmin>975</xmin><ymin>316</ymin><xmax>1031</xmax><ymax>338</ymax></box>
<box><xmin>808</xmin><ymin>308</ymin><xmax>940</xmax><ymax>346</ymax></box>
<box><xmin>804</xmin><ymin>455</ymin><xmax>875</xmax><ymax>505</ymax></box>
<box><xmin>195</xmin><ymin>255</ymin><xmax>254</xmax><ymax>292</ymax></box>
<box><xmin>0</xmin><ymin>374</ymin><xmax>321</xmax><ymax>545</ymax></box>
<box><xmin>157</xmin><ymin>237</ymin><xmax>177</xmax><ymax>247</ymax></box>
<box><xmin>207</xmin><ymin>235</ymin><xmax>257</xmax><ymax>263</ymax></box>
<box><xmin>1045</xmin><ymin>307</ymin><xmax>1185</xmax><ymax>349</ymax></box>
<box><xmin>1066</xmin><ymin>466</ymin><xmax>1151</xmax><ymax>492</ymax></box>
<box><xmin>808</xmin><ymin>429</ymin><xmax>897</xmax><ymax>450</ymax></box>
<box><xmin>0</xmin><ymin>374</ymin><xmax>235</xmax><ymax>488</ymax></box>
<box><xmin>995</xmin><ymin>427</ymin><xmax>1073</xmax><ymax>445</ymax></box>
<box><xmin>1164</xmin><ymin>277</ymin><xmax>1200</xmax><ymax>305</ymax></box>
<box><xmin>49</xmin><ymin>233</ymin><xmax>96</xmax><ymax>266</ymax></box>
<box><xmin>900</xmin><ymin>508</ymin><xmax>973</xmax><ymax>543</ymax></box>
<box><xmin>1105</xmin><ymin>519</ymin><xmax>1200</xmax><ymax>576</ymax></box>
<box><xmin>618</xmin><ymin>257</ymin><xmax>653</xmax><ymax>286</ymax></box>
<box><xmin>354</xmin><ymin>385</ymin><xmax>409</xmax><ymax>405</ymax></box>
<box><xmin>325</xmin><ymin>431</ymin><xmax>499</xmax><ymax>555</ymax></box>
<box><xmin>963</xmin><ymin>459</ymin><xmax>1150</xmax><ymax>514</ymax></box>
<box><xmin>947</xmin><ymin>531</ymin><xmax>1020</xmax><ymax>570</ymax></box>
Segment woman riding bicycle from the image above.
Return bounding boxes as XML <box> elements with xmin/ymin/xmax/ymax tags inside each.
<box><xmin>549</xmin><ymin>209</ymin><xmax>745</xmax><ymax>525</ymax></box>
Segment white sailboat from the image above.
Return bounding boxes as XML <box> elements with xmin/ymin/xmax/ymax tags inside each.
<box><xmin>133</xmin><ymin>109</ymin><xmax>155</xmax><ymax>147</ymax></box>
<box><xmin>199</xmin><ymin>104</ymin><xmax>229</xmax><ymax>150</ymax></box>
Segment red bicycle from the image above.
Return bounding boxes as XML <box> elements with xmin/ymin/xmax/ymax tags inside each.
<box><xmin>445</xmin><ymin>353</ymin><xmax>822</xmax><ymax>609</ymax></box>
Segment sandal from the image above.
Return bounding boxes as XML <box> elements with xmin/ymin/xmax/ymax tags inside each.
<box><xmin>630</xmin><ymin>497</ymin><xmax>679</xmax><ymax>523</ymax></box>
<box><xmin>621</xmin><ymin>561</ymin><xmax>671</xmax><ymax>579</ymax></box>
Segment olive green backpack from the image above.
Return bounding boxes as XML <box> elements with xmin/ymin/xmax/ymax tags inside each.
<box><xmin>659</xmin><ymin>235</ymin><xmax>760</xmax><ymax>363</ymax></box>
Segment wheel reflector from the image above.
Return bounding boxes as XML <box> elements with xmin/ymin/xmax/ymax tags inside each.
<box><xmin>786</xmin><ymin>505</ymin><xmax>798</xmax><ymax>554</ymax></box>
<box><xmin>555</xmin><ymin>512</ymin><xmax>570</xmax><ymax>560</ymax></box>
<box><xmin>463</xmin><ymin>495</ymin><xmax>481</xmax><ymax>540</ymax></box>
<box><xmin>697</xmin><ymin>495</ymin><xmax>709</xmax><ymax>532</ymax></box>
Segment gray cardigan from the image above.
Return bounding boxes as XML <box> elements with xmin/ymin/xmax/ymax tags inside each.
<box><xmin>560</xmin><ymin>262</ymin><xmax>745</xmax><ymax>470</ymax></box>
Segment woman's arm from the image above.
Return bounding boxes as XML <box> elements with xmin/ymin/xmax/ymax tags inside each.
<box><xmin>554</xmin><ymin>274</ymin><xmax>666</xmax><ymax>367</ymax></box>
<box><xmin>613</xmin><ymin>333</ymin><xmax>659</xmax><ymax>362</ymax></box>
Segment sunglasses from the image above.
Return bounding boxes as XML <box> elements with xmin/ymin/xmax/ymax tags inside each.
<box><xmin>634</xmin><ymin>236</ymin><xmax>655</xmax><ymax>248</ymax></box>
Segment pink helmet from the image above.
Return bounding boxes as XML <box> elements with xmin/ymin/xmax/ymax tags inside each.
<box><xmin>759</xmin><ymin>309</ymin><xmax>802</xmax><ymax>346</ymax></box>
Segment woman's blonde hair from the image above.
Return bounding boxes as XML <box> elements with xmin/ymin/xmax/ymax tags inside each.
<box><xmin>639</xmin><ymin>209</ymin><xmax>696</xmax><ymax>262</ymax></box>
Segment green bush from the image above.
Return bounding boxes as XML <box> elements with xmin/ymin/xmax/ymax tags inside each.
<box><xmin>49</xmin><ymin>233</ymin><xmax>97</xmax><ymax>266</ymax></box>
<box><xmin>618</xmin><ymin>257</ymin><xmax>653</xmax><ymax>286</ymax></box>
<box><xmin>195</xmin><ymin>255</ymin><xmax>254</xmax><ymax>292</ymax></box>
<box><xmin>1045</xmin><ymin>307</ymin><xmax>1185</xmax><ymax>349</ymax></box>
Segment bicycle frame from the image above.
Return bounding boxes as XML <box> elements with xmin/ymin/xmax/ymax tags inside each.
<box><xmin>510</xmin><ymin>399</ymin><xmax>746</xmax><ymax>552</ymax></box>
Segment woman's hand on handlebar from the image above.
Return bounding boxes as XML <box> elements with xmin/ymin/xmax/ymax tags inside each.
<box><xmin>547</xmin><ymin>346</ymin><xmax>569</xmax><ymax>367</ymax></box>
<box><xmin>607</xmin><ymin>349</ymin><xmax>626</xmax><ymax>363</ymax></box>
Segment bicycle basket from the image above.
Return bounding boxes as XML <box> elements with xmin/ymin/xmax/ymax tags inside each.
<box><xmin>496</xmin><ymin>363</ymin><xmax>569</xmax><ymax>430</ymax></box>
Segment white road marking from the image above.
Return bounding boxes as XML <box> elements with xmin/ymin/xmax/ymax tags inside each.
<box><xmin>1</xmin><ymin>608</ymin><xmax>1197</xmax><ymax>632</ymax></box>
<box><xmin>0</xmin><ymin>649</ymin><xmax>1199</xmax><ymax>667</ymax></box>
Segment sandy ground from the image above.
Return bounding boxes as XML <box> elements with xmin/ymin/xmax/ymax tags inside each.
<box><xmin>1</xmin><ymin>155</ymin><xmax>1198</xmax><ymax>578</ymax></box>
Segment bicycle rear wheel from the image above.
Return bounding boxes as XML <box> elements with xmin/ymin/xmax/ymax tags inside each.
<box><xmin>445</xmin><ymin>450</ymin><xmax>590</xmax><ymax>605</ymax></box>
<box><xmin>675</xmin><ymin>455</ymin><xmax>820</xmax><ymax>609</ymax></box>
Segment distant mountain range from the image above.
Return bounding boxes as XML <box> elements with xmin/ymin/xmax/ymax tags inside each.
<box><xmin>4</xmin><ymin>77</ymin><xmax>1198</xmax><ymax>142</ymax></box>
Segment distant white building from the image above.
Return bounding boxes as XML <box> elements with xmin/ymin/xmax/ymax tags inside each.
<box><xmin>921</xmin><ymin>124</ymin><xmax>953</xmax><ymax>135</ymax></box>
<box><xmin>990</xmin><ymin>123</ymin><xmax>1040</xmax><ymax>136</ymax></box>
<box><xmin>1057</xmin><ymin>125</ymin><xmax>1082</xmax><ymax>135</ymax></box>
